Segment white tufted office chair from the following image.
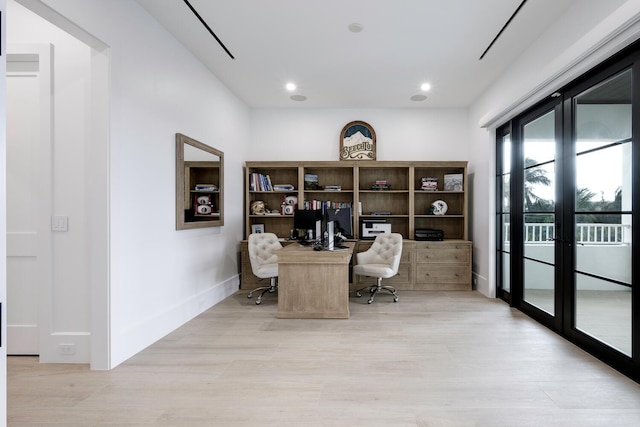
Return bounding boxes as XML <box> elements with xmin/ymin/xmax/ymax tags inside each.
<box><xmin>353</xmin><ymin>233</ymin><xmax>403</xmax><ymax>304</ymax></box>
<box><xmin>247</xmin><ymin>232</ymin><xmax>283</xmax><ymax>305</ymax></box>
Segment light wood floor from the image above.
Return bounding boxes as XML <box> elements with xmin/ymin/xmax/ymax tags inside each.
<box><xmin>8</xmin><ymin>291</ymin><xmax>640</xmax><ymax>426</ymax></box>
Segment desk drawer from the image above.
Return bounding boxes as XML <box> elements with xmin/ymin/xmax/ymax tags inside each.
<box><xmin>355</xmin><ymin>263</ymin><xmax>412</xmax><ymax>287</ymax></box>
<box><xmin>417</xmin><ymin>246</ymin><xmax>470</xmax><ymax>264</ymax></box>
<box><xmin>416</xmin><ymin>264</ymin><xmax>470</xmax><ymax>285</ymax></box>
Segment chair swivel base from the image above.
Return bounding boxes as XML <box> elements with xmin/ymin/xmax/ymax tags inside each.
<box><xmin>247</xmin><ymin>280</ymin><xmax>277</xmax><ymax>305</ymax></box>
<box><xmin>355</xmin><ymin>278</ymin><xmax>399</xmax><ymax>304</ymax></box>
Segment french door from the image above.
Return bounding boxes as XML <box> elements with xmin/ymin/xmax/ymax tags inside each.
<box><xmin>497</xmin><ymin>47</ymin><xmax>639</xmax><ymax>381</ymax></box>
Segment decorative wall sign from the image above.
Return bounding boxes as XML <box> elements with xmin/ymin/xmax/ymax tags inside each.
<box><xmin>340</xmin><ymin>120</ymin><xmax>376</xmax><ymax>160</ymax></box>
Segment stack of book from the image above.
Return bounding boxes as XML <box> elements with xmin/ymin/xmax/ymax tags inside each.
<box><xmin>273</xmin><ymin>184</ymin><xmax>295</xmax><ymax>191</ymax></box>
<box><xmin>301</xmin><ymin>200</ymin><xmax>351</xmax><ymax>211</ymax></box>
<box><xmin>420</xmin><ymin>177</ymin><xmax>438</xmax><ymax>191</ymax></box>
<box><xmin>371</xmin><ymin>179</ymin><xmax>391</xmax><ymax>190</ymax></box>
<box><xmin>194</xmin><ymin>183</ymin><xmax>218</xmax><ymax>191</ymax></box>
<box><xmin>249</xmin><ymin>173</ymin><xmax>273</xmax><ymax>191</ymax></box>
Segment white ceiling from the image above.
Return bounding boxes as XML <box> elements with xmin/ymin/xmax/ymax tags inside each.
<box><xmin>135</xmin><ymin>0</ymin><xmax>576</xmax><ymax>109</ymax></box>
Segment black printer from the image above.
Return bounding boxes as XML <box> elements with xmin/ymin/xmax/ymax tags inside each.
<box><xmin>415</xmin><ymin>228</ymin><xmax>444</xmax><ymax>241</ymax></box>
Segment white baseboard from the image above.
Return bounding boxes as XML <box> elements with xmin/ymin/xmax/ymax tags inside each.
<box><xmin>110</xmin><ymin>275</ymin><xmax>240</xmax><ymax>368</ymax></box>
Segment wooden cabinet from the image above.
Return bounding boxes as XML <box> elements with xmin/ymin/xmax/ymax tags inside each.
<box><xmin>243</xmin><ymin>161</ymin><xmax>472</xmax><ymax>291</ymax></box>
<box><xmin>245</xmin><ymin>161</ymin><xmax>468</xmax><ymax>241</ymax></box>
<box><xmin>415</xmin><ymin>240</ymin><xmax>472</xmax><ymax>290</ymax></box>
<box><xmin>242</xmin><ymin>239</ymin><xmax>472</xmax><ymax>291</ymax></box>
<box><xmin>357</xmin><ymin>163</ymin><xmax>411</xmax><ymax>239</ymax></box>
<box><xmin>413</xmin><ymin>164</ymin><xmax>467</xmax><ymax>240</ymax></box>
<box><xmin>246</xmin><ymin>162</ymin><xmax>300</xmax><ymax>238</ymax></box>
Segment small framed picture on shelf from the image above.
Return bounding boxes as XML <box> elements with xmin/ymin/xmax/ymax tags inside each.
<box><xmin>251</xmin><ymin>224</ymin><xmax>265</xmax><ymax>234</ymax></box>
<box><xmin>444</xmin><ymin>173</ymin><xmax>464</xmax><ymax>191</ymax></box>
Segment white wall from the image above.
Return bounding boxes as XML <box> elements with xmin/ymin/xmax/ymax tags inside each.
<box><xmin>249</xmin><ymin>109</ymin><xmax>469</xmax><ymax>162</ymax></box>
<box><xmin>468</xmin><ymin>0</ymin><xmax>640</xmax><ymax>298</ymax></box>
<box><xmin>1</xmin><ymin>0</ymin><xmax>7</xmax><ymax>422</ymax></box>
<box><xmin>16</xmin><ymin>0</ymin><xmax>249</xmax><ymax>368</ymax></box>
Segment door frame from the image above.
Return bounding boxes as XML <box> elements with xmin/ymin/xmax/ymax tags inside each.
<box><xmin>510</xmin><ymin>98</ymin><xmax>564</xmax><ymax>332</ymax></box>
<box><xmin>6</xmin><ymin>43</ymin><xmax>53</xmax><ymax>359</ymax></box>
<box><xmin>496</xmin><ymin>40</ymin><xmax>640</xmax><ymax>382</ymax></box>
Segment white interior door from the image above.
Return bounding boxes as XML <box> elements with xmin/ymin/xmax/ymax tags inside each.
<box><xmin>6</xmin><ymin>50</ymin><xmax>51</xmax><ymax>355</ymax></box>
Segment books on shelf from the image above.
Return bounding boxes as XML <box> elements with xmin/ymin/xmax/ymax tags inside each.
<box><xmin>324</xmin><ymin>185</ymin><xmax>342</xmax><ymax>191</ymax></box>
<box><xmin>420</xmin><ymin>177</ymin><xmax>438</xmax><ymax>191</ymax></box>
<box><xmin>302</xmin><ymin>200</ymin><xmax>351</xmax><ymax>211</ymax></box>
<box><xmin>272</xmin><ymin>184</ymin><xmax>295</xmax><ymax>191</ymax></box>
<box><xmin>371</xmin><ymin>179</ymin><xmax>390</xmax><ymax>190</ymax></box>
<box><xmin>194</xmin><ymin>183</ymin><xmax>218</xmax><ymax>191</ymax></box>
<box><xmin>249</xmin><ymin>172</ymin><xmax>274</xmax><ymax>191</ymax></box>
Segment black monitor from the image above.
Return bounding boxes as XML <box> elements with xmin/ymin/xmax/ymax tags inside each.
<box><xmin>293</xmin><ymin>209</ymin><xmax>323</xmax><ymax>239</ymax></box>
<box><xmin>324</xmin><ymin>207</ymin><xmax>353</xmax><ymax>238</ymax></box>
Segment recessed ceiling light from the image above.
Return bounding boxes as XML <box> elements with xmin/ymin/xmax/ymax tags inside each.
<box><xmin>290</xmin><ymin>95</ymin><xmax>307</xmax><ymax>102</ymax></box>
<box><xmin>410</xmin><ymin>94</ymin><xmax>427</xmax><ymax>102</ymax></box>
<box><xmin>286</xmin><ymin>82</ymin><xmax>296</xmax><ymax>91</ymax></box>
<box><xmin>348</xmin><ymin>23</ymin><xmax>363</xmax><ymax>33</ymax></box>
<box><xmin>421</xmin><ymin>83</ymin><xmax>431</xmax><ymax>92</ymax></box>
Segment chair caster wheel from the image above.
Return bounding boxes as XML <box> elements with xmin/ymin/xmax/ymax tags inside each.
<box><xmin>247</xmin><ymin>294</ymin><xmax>253</xmax><ymax>299</ymax></box>
<box><xmin>394</xmin><ymin>297</ymin><xmax>399</xmax><ymax>302</ymax></box>
<box><xmin>356</xmin><ymin>292</ymin><xmax>362</xmax><ymax>297</ymax></box>
<box><xmin>367</xmin><ymin>299</ymin><xmax>373</xmax><ymax>304</ymax></box>
<box><xmin>255</xmin><ymin>300</ymin><xmax>262</xmax><ymax>305</ymax></box>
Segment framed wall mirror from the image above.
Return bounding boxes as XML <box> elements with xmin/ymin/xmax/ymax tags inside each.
<box><xmin>176</xmin><ymin>133</ymin><xmax>224</xmax><ymax>229</ymax></box>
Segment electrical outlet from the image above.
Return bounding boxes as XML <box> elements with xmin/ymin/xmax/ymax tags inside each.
<box><xmin>473</xmin><ymin>277</ymin><xmax>478</xmax><ymax>286</ymax></box>
<box><xmin>51</xmin><ymin>215</ymin><xmax>69</xmax><ymax>232</ymax></box>
<box><xmin>59</xmin><ymin>344</ymin><xmax>76</xmax><ymax>355</ymax></box>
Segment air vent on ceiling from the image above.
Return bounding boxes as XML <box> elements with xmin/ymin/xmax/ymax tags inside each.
<box><xmin>479</xmin><ymin>0</ymin><xmax>528</xmax><ymax>60</ymax></box>
<box><xmin>183</xmin><ymin>0</ymin><xmax>235</xmax><ymax>60</ymax></box>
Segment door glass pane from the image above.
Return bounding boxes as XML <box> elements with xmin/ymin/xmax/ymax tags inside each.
<box><xmin>502</xmin><ymin>174</ymin><xmax>510</xmax><ymax>212</ymax></box>
<box><xmin>503</xmin><ymin>134</ymin><xmax>511</xmax><ymax>174</ymax></box>
<box><xmin>498</xmin><ymin>133</ymin><xmax>511</xmax><ymax>294</ymax></box>
<box><xmin>575</xmin><ymin>275</ymin><xmax>631</xmax><ymax>356</ymax></box>
<box><xmin>524</xmin><ymin>163</ymin><xmax>555</xmax><ymax>213</ymax></box>
<box><xmin>524</xmin><ymin>259</ymin><xmax>554</xmax><ymax>314</ymax></box>
<box><xmin>574</xmin><ymin>69</ymin><xmax>632</xmax><ymax>355</ymax></box>
<box><xmin>502</xmin><ymin>251</ymin><xmax>511</xmax><ymax>292</ymax></box>
<box><xmin>522</xmin><ymin>110</ymin><xmax>556</xmax><ymax>315</ymax></box>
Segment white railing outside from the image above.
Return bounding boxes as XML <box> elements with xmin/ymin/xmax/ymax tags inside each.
<box><xmin>503</xmin><ymin>223</ymin><xmax>631</xmax><ymax>244</ymax></box>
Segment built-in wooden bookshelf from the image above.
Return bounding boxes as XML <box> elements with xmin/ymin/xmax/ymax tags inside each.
<box><xmin>243</xmin><ymin>160</ymin><xmax>470</xmax><ymax>291</ymax></box>
<box><xmin>244</xmin><ymin>160</ymin><xmax>468</xmax><ymax>241</ymax></box>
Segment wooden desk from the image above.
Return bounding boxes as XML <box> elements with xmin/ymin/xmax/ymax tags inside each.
<box><xmin>276</xmin><ymin>242</ymin><xmax>354</xmax><ymax>319</ymax></box>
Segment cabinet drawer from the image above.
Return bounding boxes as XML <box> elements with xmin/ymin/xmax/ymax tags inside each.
<box><xmin>355</xmin><ymin>263</ymin><xmax>412</xmax><ymax>286</ymax></box>
<box><xmin>356</xmin><ymin>242</ymin><xmax>413</xmax><ymax>263</ymax></box>
<box><xmin>417</xmin><ymin>246</ymin><xmax>469</xmax><ymax>264</ymax></box>
<box><xmin>416</xmin><ymin>264</ymin><xmax>469</xmax><ymax>284</ymax></box>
